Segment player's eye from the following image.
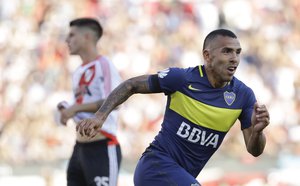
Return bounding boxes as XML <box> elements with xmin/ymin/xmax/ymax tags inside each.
<box><xmin>222</xmin><ymin>48</ymin><xmax>231</xmax><ymax>54</ymax></box>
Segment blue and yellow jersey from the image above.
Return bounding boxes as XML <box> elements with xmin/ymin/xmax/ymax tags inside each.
<box><xmin>149</xmin><ymin>65</ymin><xmax>256</xmax><ymax>177</ymax></box>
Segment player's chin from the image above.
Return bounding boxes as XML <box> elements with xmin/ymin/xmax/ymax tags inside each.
<box><xmin>69</xmin><ymin>51</ymin><xmax>77</xmax><ymax>55</ymax></box>
<box><xmin>223</xmin><ymin>75</ymin><xmax>233</xmax><ymax>82</ymax></box>
<box><xmin>68</xmin><ymin>48</ymin><xmax>77</xmax><ymax>55</ymax></box>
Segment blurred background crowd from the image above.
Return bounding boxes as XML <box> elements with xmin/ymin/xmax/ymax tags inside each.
<box><xmin>0</xmin><ymin>0</ymin><xmax>299</xmax><ymax>185</ymax></box>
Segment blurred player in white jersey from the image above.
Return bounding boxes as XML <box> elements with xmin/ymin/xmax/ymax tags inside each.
<box><xmin>57</xmin><ymin>18</ymin><xmax>122</xmax><ymax>186</ymax></box>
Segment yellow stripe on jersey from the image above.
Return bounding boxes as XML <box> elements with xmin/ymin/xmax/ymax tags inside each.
<box><xmin>170</xmin><ymin>91</ymin><xmax>242</xmax><ymax>132</ymax></box>
<box><xmin>199</xmin><ymin>66</ymin><xmax>203</xmax><ymax>77</ymax></box>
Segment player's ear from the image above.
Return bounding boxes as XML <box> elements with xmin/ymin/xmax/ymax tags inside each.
<box><xmin>203</xmin><ymin>49</ymin><xmax>210</xmax><ymax>62</ymax></box>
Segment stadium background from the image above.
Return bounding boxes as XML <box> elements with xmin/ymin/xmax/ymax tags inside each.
<box><xmin>0</xmin><ymin>0</ymin><xmax>299</xmax><ymax>185</ymax></box>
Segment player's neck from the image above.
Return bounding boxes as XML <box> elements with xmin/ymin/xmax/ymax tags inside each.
<box><xmin>208</xmin><ymin>76</ymin><xmax>227</xmax><ymax>88</ymax></box>
<box><xmin>80</xmin><ymin>49</ymin><xmax>99</xmax><ymax>65</ymax></box>
<box><xmin>204</xmin><ymin>66</ymin><xmax>228</xmax><ymax>88</ymax></box>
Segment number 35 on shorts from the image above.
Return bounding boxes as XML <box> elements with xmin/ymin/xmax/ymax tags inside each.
<box><xmin>94</xmin><ymin>176</ymin><xmax>109</xmax><ymax>186</ymax></box>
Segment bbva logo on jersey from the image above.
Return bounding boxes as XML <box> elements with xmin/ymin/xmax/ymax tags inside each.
<box><xmin>176</xmin><ymin>122</ymin><xmax>219</xmax><ymax>148</ymax></box>
<box><xmin>158</xmin><ymin>68</ymin><xmax>170</xmax><ymax>78</ymax></box>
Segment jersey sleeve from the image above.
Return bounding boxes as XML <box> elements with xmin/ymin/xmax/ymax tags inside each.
<box><xmin>238</xmin><ymin>87</ymin><xmax>256</xmax><ymax>129</ymax></box>
<box><xmin>156</xmin><ymin>67</ymin><xmax>187</xmax><ymax>95</ymax></box>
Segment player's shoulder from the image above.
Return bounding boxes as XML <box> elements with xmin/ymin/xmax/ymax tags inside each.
<box><xmin>98</xmin><ymin>55</ymin><xmax>109</xmax><ymax>61</ymax></box>
<box><xmin>162</xmin><ymin>66</ymin><xmax>196</xmax><ymax>72</ymax></box>
<box><xmin>231</xmin><ymin>76</ymin><xmax>254</xmax><ymax>94</ymax></box>
<box><xmin>95</xmin><ymin>55</ymin><xmax>118</xmax><ymax>69</ymax></box>
<box><xmin>158</xmin><ymin>66</ymin><xmax>196</xmax><ymax>79</ymax></box>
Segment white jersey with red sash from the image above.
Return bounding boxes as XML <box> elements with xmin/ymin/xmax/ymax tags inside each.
<box><xmin>72</xmin><ymin>56</ymin><xmax>121</xmax><ymax>136</ymax></box>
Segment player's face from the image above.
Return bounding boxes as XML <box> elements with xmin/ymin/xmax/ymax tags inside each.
<box><xmin>204</xmin><ymin>35</ymin><xmax>241</xmax><ymax>85</ymax></box>
<box><xmin>65</xmin><ymin>26</ymin><xmax>86</xmax><ymax>55</ymax></box>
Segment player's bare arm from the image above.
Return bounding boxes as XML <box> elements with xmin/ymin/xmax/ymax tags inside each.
<box><xmin>99</xmin><ymin>74</ymin><xmax>159</xmax><ymax>113</ymax></box>
<box><xmin>76</xmin><ymin>74</ymin><xmax>162</xmax><ymax>137</ymax></box>
<box><xmin>242</xmin><ymin>103</ymin><xmax>269</xmax><ymax>157</ymax></box>
<box><xmin>57</xmin><ymin>100</ymin><xmax>105</xmax><ymax>125</ymax></box>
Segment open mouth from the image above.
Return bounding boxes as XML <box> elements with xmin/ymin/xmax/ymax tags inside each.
<box><xmin>227</xmin><ymin>66</ymin><xmax>237</xmax><ymax>74</ymax></box>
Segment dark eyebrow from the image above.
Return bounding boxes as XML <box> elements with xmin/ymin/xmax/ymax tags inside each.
<box><xmin>222</xmin><ymin>47</ymin><xmax>242</xmax><ymax>52</ymax></box>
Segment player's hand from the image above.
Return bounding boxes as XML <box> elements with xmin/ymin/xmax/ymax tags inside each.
<box><xmin>60</xmin><ymin>106</ymin><xmax>77</xmax><ymax>125</ymax></box>
<box><xmin>57</xmin><ymin>101</ymin><xmax>68</xmax><ymax>111</ymax></box>
<box><xmin>59</xmin><ymin>108</ymin><xmax>74</xmax><ymax>125</ymax></box>
<box><xmin>76</xmin><ymin>117</ymin><xmax>103</xmax><ymax>138</ymax></box>
<box><xmin>251</xmin><ymin>103</ymin><xmax>270</xmax><ymax>133</ymax></box>
<box><xmin>59</xmin><ymin>111</ymin><xmax>68</xmax><ymax>126</ymax></box>
<box><xmin>57</xmin><ymin>101</ymin><xmax>68</xmax><ymax>125</ymax></box>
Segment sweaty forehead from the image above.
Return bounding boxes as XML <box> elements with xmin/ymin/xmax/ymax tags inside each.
<box><xmin>207</xmin><ymin>35</ymin><xmax>241</xmax><ymax>50</ymax></box>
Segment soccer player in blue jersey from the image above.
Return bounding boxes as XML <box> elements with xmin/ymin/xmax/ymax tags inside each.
<box><xmin>77</xmin><ymin>29</ymin><xmax>270</xmax><ymax>186</ymax></box>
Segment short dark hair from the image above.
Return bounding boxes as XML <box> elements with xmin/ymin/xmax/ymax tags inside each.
<box><xmin>70</xmin><ymin>18</ymin><xmax>103</xmax><ymax>40</ymax></box>
<box><xmin>203</xmin><ymin>29</ymin><xmax>237</xmax><ymax>50</ymax></box>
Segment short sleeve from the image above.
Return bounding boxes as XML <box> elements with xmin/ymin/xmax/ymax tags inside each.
<box><xmin>239</xmin><ymin>87</ymin><xmax>257</xmax><ymax>129</ymax></box>
<box><xmin>157</xmin><ymin>67</ymin><xmax>187</xmax><ymax>95</ymax></box>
